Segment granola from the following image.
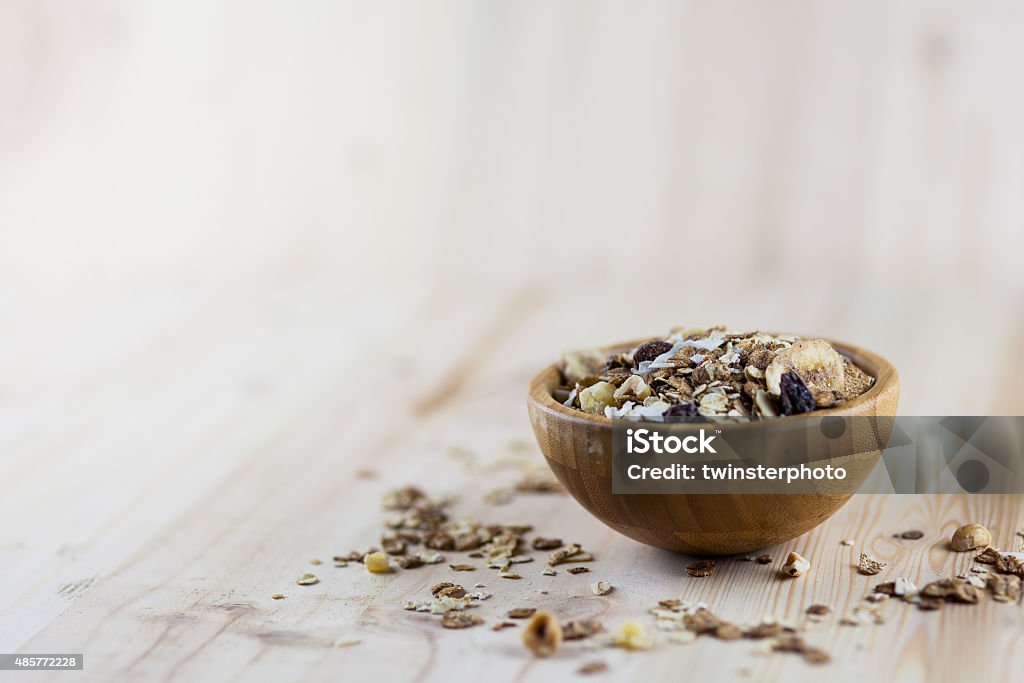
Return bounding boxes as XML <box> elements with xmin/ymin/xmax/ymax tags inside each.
<box><xmin>558</xmin><ymin>328</ymin><xmax>874</xmax><ymax>419</ymax></box>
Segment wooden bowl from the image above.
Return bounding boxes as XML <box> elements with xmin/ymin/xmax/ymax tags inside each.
<box><xmin>527</xmin><ymin>337</ymin><xmax>899</xmax><ymax>554</ymax></box>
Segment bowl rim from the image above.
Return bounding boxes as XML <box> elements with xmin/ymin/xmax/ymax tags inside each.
<box><xmin>528</xmin><ymin>334</ymin><xmax>899</xmax><ymax>428</ymax></box>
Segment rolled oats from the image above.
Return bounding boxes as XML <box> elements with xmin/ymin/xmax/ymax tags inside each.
<box><xmin>441</xmin><ymin>612</ymin><xmax>482</xmax><ymax>629</ymax></box>
<box><xmin>563</xmin><ymin>619</ymin><xmax>604</xmax><ymax>640</ymax></box>
<box><xmin>548</xmin><ymin>544</ymin><xmax>593</xmax><ymax>567</ymax></box>
<box><xmin>295</xmin><ymin>573</ymin><xmax>319</xmax><ymax>586</ymax></box>
<box><xmin>686</xmin><ymin>560</ymin><xmax>716</xmax><ymax>577</ymax></box>
<box><xmin>558</xmin><ymin>328</ymin><xmax>873</xmax><ymax>419</ymax></box>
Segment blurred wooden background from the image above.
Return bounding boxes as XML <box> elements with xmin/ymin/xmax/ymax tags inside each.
<box><xmin>1</xmin><ymin>2</ymin><xmax>1023</xmax><ymax>681</ymax></box>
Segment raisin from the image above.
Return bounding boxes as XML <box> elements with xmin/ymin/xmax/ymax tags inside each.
<box><xmin>663</xmin><ymin>402</ymin><xmax>699</xmax><ymax>417</ymax></box>
<box><xmin>779</xmin><ymin>371</ymin><xmax>815</xmax><ymax>415</ymax></box>
<box><xmin>633</xmin><ymin>340</ymin><xmax>673</xmax><ymax>364</ymax></box>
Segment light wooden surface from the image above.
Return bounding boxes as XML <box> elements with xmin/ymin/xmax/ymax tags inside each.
<box><xmin>2</xmin><ymin>284</ymin><xmax>1022</xmax><ymax>683</ymax></box>
<box><xmin>3</xmin><ymin>1</ymin><xmax>1024</xmax><ymax>681</ymax></box>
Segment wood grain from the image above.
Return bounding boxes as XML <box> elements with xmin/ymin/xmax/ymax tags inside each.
<box><xmin>1</xmin><ymin>285</ymin><xmax>1021</xmax><ymax>683</ymax></box>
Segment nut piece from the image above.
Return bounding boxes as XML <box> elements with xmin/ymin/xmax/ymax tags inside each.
<box><xmin>782</xmin><ymin>552</ymin><xmax>811</xmax><ymax>577</ymax></box>
<box><xmin>364</xmin><ymin>551</ymin><xmax>391</xmax><ymax>573</ymax></box>
<box><xmin>590</xmin><ymin>581</ymin><xmax>613</xmax><ymax>595</ymax></box>
<box><xmin>951</xmin><ymin>524</ymin><xmax>992</xmax><ymax>552</ymax></box>
<box><xmin>523</xmin><ymin>611</ymin><xmax>563</xmax><ymax>657</ymax></box>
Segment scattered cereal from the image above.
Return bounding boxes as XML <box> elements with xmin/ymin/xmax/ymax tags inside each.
<box><xmin>951</xmin><ymin>524</ymin><xmax>992</xmax><ymax>552</ymax></box>
<box><xmin>563</xmin><ymin>619</ymin><xmax>604</xmax><ymax>640</ymax></box>
<box><xmin>364</xmin><ymin>552</ymin><xmax>391</xmax><ymax>574</ymax></box>
<box><xmin>271</xmin><ymin>594</ymin><xmax>285</xmax><ymax>600</ymax></box>
<box><xmin>508</xmin><ymin>608</ymin><xmax>537</xmax><ymax>619</ymax></box>
<box><xmin>295</xmin><ymin>573</ymin><xmax>319</xmax><ymax>586</ymax></box>
<box><xmin>590</xmin><ymin>581</ymin><xmax>613</xmax><ymax>595</ymax></box>
<box><xmin>611</xmin><ymin>620</ymin><xmax>651</xmax><ymax>650</ymax></box>
<box><xmin>783</xmin><ymin>552</ymin><xmax>810</xmax><ymax>577</ymax></box>
<box><xmin>578</xmin><ymin>661</ymin><xmax>609</xmax><ymax>675</ymax></box>
<box><xmin>857</xmin><ymin>553</ymin><xmax>886</xmax><ymax>576</ymax></box>
<box><xmin>523</xmin><ymin>611</ymin><xmax>563</xmax><ymax>657</ymax></box>
<box><xmin>441</xmin><ymin>612</ymin><xmax>483</xmax><ymax>629</ymax></box>
<box><xmin>332</xmin><ymin>635</ymin><xmax>361</xmax><ymax>647</ymax></box>
<box><xmin>686</xmin><ymin>560</ymin><xmax>716</xmax><ymax>577</ymax></box>
<box><xmin>532</xmin><ymin>537</ymin><xmax>564</xmax><ymax>551</ymax></box>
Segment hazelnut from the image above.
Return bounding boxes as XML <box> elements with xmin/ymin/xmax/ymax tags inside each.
<box><xmin>523</xmin><ymin>611</ymin><xmax>563</xmax><ymax>657</ymax></box>
<box><xmin>782</xmin><ymin>551</ymin><xmax>811</xmax><ymax>577</ymax></box>
<box><xmin>951</xmin><ymin>524</ymin><xmax>992</xmax><ymax>552</ymax></box>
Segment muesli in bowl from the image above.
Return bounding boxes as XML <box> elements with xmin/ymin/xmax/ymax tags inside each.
<box><xmin>558</xmin><ymin>327</ymin><xmax>875</xmax><ymax>420</ymax></box>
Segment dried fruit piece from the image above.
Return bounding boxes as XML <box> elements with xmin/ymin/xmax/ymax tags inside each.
<box><xmin>755</xmin><ymin>554</ymin><xmax>773</xmax><ymax>564</ymax></box>
<box><xmin>899</xmin><ymin>530</ymin><xmax>924</xmax><ymax>540</ymax></box>
<box><xmin>663</xmin><ymin>402</ymin><xmax>699</xmax><ymax>418</ymax></box>
<box><xmin>634</xmin><ymin>340</ymin><xmax>674</xmax><ymax>364</ymax></box>
<box><xmin>765</xmin><ymin>339</ymin><xmax>846</xmax><ymax>401</ymax></box>
<box><xmin>578</xmin><ymin>381</ymin><xmax>617</xmax><ymax>415</ymax></box>
<box><xmin>856</xmin><ymin>553</ymin><xmax>886</xmax><ymax>575</ymax></box>
<box><xmin>783</xmin><ymin>552</ymin><xmax>810</xmax><ymax>577</ymax></box>
<box><xmin>590</xmin><ymin>581</ymin><xmax>613</xmax><ymax>595</ymax></box>
<box><xmin>441</xmin><ymin>612</ymin><xmax>482</xmax><ymax>629</ymax></box>
<box><xmin>364</xmin><ymin>552</ymin><xmax>391</xmax><ymax>573</ymax></box>
<box><xmin>778</xmin><ymin>371</ymin><xmax>816</xmax><ymax>416</ymax></box>
<box><xmin>805</xmin><ymin>604</ymin><xmax>831</xmax><ymax>616</ymax></box>
<box><xmin>559</xmin><ymin>349</ymin><xmax>609</xmax><ymax>384</ymax></box>
<box><xmin>951</xmin><ymin>524</ymin><xmax>992</xmax><ymax>552</ymax></box>
<box><xmin>611</xmin><ymin>620</ymin><xmax>651</xmax><ymax>650</ymax></box>
<box><xmin>296</xmin><ymin>573</ymin><xmax>319</xmax><ymax>586</ymax></box>
<box><xmin>523</xmin><ymin>611</ymin><xmax>563</xmax><ymax>657</ymax></box>
<box><xmin>614</xmin><ymin>375</ymin><xmax>653</xmax><ymax>402</ymax></box>
<box><xmin>686</xmin><ymin>560</ymin><xmax>716</xmax><ymax>577</ymax></box>
<box><xmin>567</xmin><ymin>566</ymin><xmax>590</xmax><ymax>575</ymax></box>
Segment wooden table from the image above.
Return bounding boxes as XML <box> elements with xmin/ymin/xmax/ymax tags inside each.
<box><xmin>2</xmin><ymin>282</ymin><xmax>1022</xmax><ymax>683</ymax></box>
